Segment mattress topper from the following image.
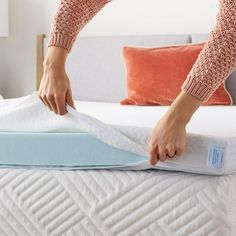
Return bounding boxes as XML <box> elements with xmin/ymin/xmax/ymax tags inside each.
<box><xmin>0</xmin><ymin>92</ymin><xmax>236</xmax><ymax>175</ymax></box>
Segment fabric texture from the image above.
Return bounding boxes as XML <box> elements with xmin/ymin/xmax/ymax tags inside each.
<box><xmin>47</xmin><ymin>0</ymin><xmax>236</xmax><ymax>103</ymax></box>
<box><xmin>48</xmin><ymin>0</ymin><xmax>111</xmax><ymax>53</ymax></box>
<box><xmin>120</xmin><ymin>42</ymin><xmax>233</xmax><ymax>106</ymax></box>
<box><xmin>0</xmin><ymin>168</ymin><xmax>235</xmax><ymax>235</ymax></box>
<box><xmin>181</xmin><ymin>0</ymin><xmax>236</xmax><ymax>102</ymax></box>
<box><xmin>1</xmin><ymin>92</ymin><xmax>236</xmax><ymax>175</ymax></box>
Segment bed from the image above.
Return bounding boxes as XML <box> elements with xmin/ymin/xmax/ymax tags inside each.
<box><xmin>0</xmin><ymin>34</ymin><xmax>236</xmax><ymax>236</ymax></box>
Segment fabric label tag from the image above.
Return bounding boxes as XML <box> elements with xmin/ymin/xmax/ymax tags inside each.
<box><xmin>207</xmin><ymin>146</ymin><xmax>224</xmax><ymax>168</ymax></box>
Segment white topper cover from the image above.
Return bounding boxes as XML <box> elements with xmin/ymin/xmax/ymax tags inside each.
<box><xmin>0</xmin><ymin>93</ymin><xmax>236</xmax><ymax>174</ymax></box>
<box><xmin>1</xmin><ymin>92</ymin><xmax>236</xmax><ymax>175</ymax></box>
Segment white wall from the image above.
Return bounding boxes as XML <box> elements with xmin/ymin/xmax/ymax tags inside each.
<box><xmin>0</xmin><ymin>0</ymin><xmax>219</xmax><ymax>98</ymax></box>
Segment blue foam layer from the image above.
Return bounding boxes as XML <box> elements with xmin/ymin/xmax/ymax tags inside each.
<box><xmin>0</xmin><ymin>132</ymin><xmax>147</xmax><ymax>168</ymax></box>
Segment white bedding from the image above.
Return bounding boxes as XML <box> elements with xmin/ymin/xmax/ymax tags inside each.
<box><xmin>1</xmin><ymin>92</ymin><xmax>236</xmax><ymax>175</ymax></box>
<box><xmin>74</xmin><ymin>100</ymin><xmax>236</xmax><ymax>137</ymax></box>
<box><xmin>1</xmin><ymin>93</ymin><xmax>236</xmax><ymax>235</ymax></box>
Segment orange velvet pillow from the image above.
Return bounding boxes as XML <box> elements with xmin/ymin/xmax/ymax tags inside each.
<box><xmin>120</xmin><ymin>42</ymin><xmax>233</xmax><ymax>105</ymax></box>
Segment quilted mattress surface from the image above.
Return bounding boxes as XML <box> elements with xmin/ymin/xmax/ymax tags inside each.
<box><xmin>0</xmin><ymin>168</ymin><xmax>235</xmax><ymax>236</ymax></box>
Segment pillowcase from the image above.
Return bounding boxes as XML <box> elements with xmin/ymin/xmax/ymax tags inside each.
<box><xmin>120</xmin><ymin>42</ymin><xmax>233</xmax><ymax>105</ymax></box>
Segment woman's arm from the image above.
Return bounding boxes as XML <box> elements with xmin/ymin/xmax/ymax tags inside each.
<box><xmin>149</xmin><ymin>91</ymin><xmax>202</xmax><ymax>165</ymax></box>
<box><xmin>48</xmin><ymin>0</ymin><xmax>111</xmax><ymax>53</ymax></box>
<box><xmin>149</xmin><ymin>0</ymin><xmax>236</xmax><ymax>164</ymax></box>
<box><xmin>39</xmin><ymin>0</ymin><xmax>111</xmax><ymax>114</ymax></box>
<box><xmin>181</xmin><ymin>0</ymin><xmax>236</xmax><ymax>101</ymax></box>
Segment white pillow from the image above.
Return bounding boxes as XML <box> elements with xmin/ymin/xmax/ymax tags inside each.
<box><xmin>0</xmin><ymin>95</ymin><xmax>3</xmax><ymax>100</ymax></box>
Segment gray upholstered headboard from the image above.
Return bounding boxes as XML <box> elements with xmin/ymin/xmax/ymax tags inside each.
<box><xmin>43</xmin><ymin>34</ymin><xmax>236</xmax><ymax>103</ymax></box>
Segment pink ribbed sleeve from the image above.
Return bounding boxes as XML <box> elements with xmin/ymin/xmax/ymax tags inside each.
<box><xmin>48</xmin><ymin>0</ymin><xmax>111</xmax><ymax>53</ymax></box>
<box><xmin>181</xmin><ymin>0</ymin><xmax>236</xmax><ymax>102</ymax></box>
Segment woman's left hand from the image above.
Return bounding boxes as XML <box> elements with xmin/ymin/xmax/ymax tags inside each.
<box><xmin>148</xmin><ymin>91</ymin><xmax>203</xmax><ymax>165</ymax></box>
<box><xmin>148</xmin><ymin>113</ymin><xmax>187</xmax><ymax>165</ymax></box>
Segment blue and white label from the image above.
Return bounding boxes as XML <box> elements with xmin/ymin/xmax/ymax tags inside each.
<box><xmin>207</xmin><ymin>146</ymin><xmax>224</xmax><ymax>168</ymax></box>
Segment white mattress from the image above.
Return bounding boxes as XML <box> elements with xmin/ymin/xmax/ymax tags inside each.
<box><xmin>1</xmin><ymin>94</ymin><xmax>236</xmax><ymax>235</ymax></box>
<box><xmin>74</xmin><ymin>100</ymin><xmax>236</xmax><ymax>137</ymax></box>
<box><xmin>0</xmin><ymin>168</ymin><xmax>235</xmax><ymax>236</ymax></box>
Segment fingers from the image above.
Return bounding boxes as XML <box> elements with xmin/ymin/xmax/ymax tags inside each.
<box><xmin>156</xmin><ymin>146</ymin><xmax>174</xmax><ymax>161</ymax></box>
<box><xmin>38</xmin><ymin>92</ymin><xmax>67</xmax><ymax>115</ymax></box>
<box><xmin>166</xmin><ymin>144</ymin><xmax>176</xmax><ymax>158</ymax></box>
<box><xmin>38</xmin><ymin>95</ymin><xmax>47</xmax><ymax>107</ymax></box>
<box><xmin>158</xmin><ymin>148</ymin><xmax>167</xmax><ymax>161</ymax></box>
<box><xmin>38</xmin><ymin>90</ymin><xmax>75</xmax><ymax>116</ymax></box>
<box><xmin>148</xmin><ymin>116</ymin><xmax>186</xmax><ymax>165</ymax></box>
<box><xmin>148</xmin><ymin>142</ymin><xmax>159</xmax><ymax>165</ymax></box>
<box><xmin>37</xmin><ymin>63</ymin><xmax>73</xmax><ymax>115</ymax></box>
<box><xmin>175</xmin><ymin>146</ymin><xmax>184</xmax><ymax>156</ymax></box>
<box><xmin>148</xmin><ymin>142</ymin><xmax>184</xmax><ymax>165</ymax></box>
<box><xmin>65</xmin><ymin>90</ymin><xmax>75</xmax><ymax>109</ymax></box>
<box><xmin>42</xmin><ymin>95</ymin><xmax>53</xmax><ymax>112</ymax></box>
<box><xmin>55</xmin><ymin>93</ymin><xmax>67</xmax><ymax>115</ymax></box>
<box><xmin>47</xmin><ymin>94</ymin><xmax>58</xmax><ymax>114</ymax></box>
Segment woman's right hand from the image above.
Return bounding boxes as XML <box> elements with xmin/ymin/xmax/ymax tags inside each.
<box><xmin>38</xmin><ymin>46</ymin><xmax>75</xmax><ymax>115</ymax></box>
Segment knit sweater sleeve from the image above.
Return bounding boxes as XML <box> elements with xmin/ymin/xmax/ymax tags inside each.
<box><xmin>181</xmin><ymin>0</ymin><xmax>236</xmax><ymax>102</ymax></box>
<box><xmin>47</xmin><ymin>0</ymin><xmax>111</xmax><ymax>53</ymax></box>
